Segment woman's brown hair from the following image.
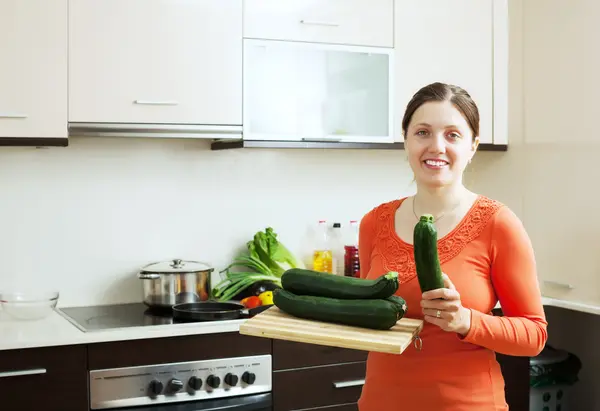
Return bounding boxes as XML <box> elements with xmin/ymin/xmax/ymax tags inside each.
<box><xmin>401</xmin><ymin>82</ymin><xmax>480</xmax><ymax>140</ymax></box>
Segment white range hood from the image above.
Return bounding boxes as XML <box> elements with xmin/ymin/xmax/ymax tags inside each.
<box><xmin>67</xmin><ymin>122</ymin><xmax>242</xmax><ymax>139</ymax></box>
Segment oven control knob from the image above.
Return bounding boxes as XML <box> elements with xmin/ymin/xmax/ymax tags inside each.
<box><xmin>207</xmin><ymin>375</ymin><xmax>220</xmax><ymax>388</ymax></box>
<box><xmin>168</xmin><ymin>378</ymin><xmax>184</xmax><ymax>392</ymax></box>
<box><xmin>149</xmin><ymin>380</ymin><xmax>164</xmax><ymax>396</ymax></box>
<box><xmin>188</xmin><ymin>376</ymin><xmax>203</xmax><ymax>391</ymax></box>
<box><xmin>242</xmin><ymin>371</ymin><xmax>256</xmax><ymax>385</ymax></box>
<box><xmin>224</xmin><ymin>373</ymin><xmax>239</xmax><ymax>387</ymax></box>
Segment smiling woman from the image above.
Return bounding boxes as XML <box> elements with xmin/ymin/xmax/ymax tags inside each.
<box><xmin>403</xmin><ymin>83</ymin><xmax>479</xmax><ymax>190</ymax></box>
<box><xmin>356</xmin><ymin>82</ymin><xmax>548</xmax><ymax>411</ymax></box>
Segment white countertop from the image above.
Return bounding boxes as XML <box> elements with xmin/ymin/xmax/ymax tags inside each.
<box><xmin>0</xmin><ymin>308</ymin><xmax>245</xmax><ymax>352</ymax></box>
<box><xmin>1</xmin><ymin>296</ymin><xmax>598</xmax><ymax>352</ymax></box>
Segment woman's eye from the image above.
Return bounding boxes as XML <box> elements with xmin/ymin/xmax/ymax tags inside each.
<box><xmin>447</xmin><ymin>132</ymin><xmax>461</xmax><ymax>139</ymax></box>
<box><xmin>416</xmin><ymin>130</ymin><xmax>428</xmax><ymax>136</ymax></box>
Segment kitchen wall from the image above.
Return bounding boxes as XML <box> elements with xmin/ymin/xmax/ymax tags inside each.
<box><xmin>468</xmin><ymin>0</ymin><xmax>600</xmax><ymax>409</ymax></box>
<box><xmin>0</xmin><ymin>0</ymin><xmax>598</xmax><ymax>407</ymax></box>
<box><xmin>0</xmin><ymin>138</ymin><xmax>417</xmax><ymax>306</ymax></box>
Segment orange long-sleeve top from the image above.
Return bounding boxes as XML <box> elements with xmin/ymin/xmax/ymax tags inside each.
<box><xmin>357</xmin><ymin>195</ymin><xmax>548</xmax><ymax>411</ymax></box>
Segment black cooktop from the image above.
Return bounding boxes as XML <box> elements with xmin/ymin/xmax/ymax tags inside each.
<box><xmin>59</xmin><ymin>303</ymin><xmax>183</xmax><ymax>332</ymax></box>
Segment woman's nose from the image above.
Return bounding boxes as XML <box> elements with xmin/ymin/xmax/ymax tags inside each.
<box><xmin>428</xmin><ymin>134</ymin><xmax>446</xmax><ymax>153</ymax></box>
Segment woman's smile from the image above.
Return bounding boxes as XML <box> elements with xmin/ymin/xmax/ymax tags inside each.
<box><xmin>423</xmin><ymin>158</ymin><xmax>450</xmax><ymax>170</ymax></box>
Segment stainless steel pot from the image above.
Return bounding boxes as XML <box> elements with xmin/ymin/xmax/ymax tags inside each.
<box><xmin>137</xmin><ymin>259</ymin><xmax>214</xmax><ymax>309</ymax></box>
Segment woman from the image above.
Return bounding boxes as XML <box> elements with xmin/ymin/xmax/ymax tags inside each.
<box><xmin>357</xmin><ymin>82</ymin><xmax>547</xmax><ymax>410</ymax></box>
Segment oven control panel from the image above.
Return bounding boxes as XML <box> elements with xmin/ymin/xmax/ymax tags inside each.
<box><xmin>89</xmin><ymin>354</ymin><xmax>272</xmax><ymax>410</ymax></box>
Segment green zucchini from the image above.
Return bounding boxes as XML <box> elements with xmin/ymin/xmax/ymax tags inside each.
<box><xmin>281</xmin><ymin>268</ymin><xmax>399</xmax><ymax>299</ymax></box>
<box><xmin>273</xmin><ymin>288</ymin><xmax>401</xmax><ymax>330</ymax></box>
<box><xmin>386</xmin><ymin>295</ymin><xmax>408</xmax><ymax>318</ymax></box>
<box><xmin>413</xmin><ymin>214</ymin><xmax>445</xmax><ymax>292</ymax></box>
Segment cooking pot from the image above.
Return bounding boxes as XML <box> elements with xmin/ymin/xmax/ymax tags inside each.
<box><xmin>137</xmin><ymin>259</ymin><xmax>213</xmax><ymax>309</ymax></box>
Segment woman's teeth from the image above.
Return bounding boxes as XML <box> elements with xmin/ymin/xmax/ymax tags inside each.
<box><xmin>424</xmin><ymin>159</ymin><xmax>448</xmax><ymax>167</ymax></box>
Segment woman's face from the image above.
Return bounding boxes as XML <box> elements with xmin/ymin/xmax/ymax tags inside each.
<box><xmin>404</xmin><ymin>100</ymin><xmax>478</xmax><ymax>189</ymax></box>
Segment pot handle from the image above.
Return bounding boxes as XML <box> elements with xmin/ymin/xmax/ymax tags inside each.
<box><xmin>138</xmin><ymin>272</ymin><xmax>161</xmax><ymax>280</ymax></box>
<box><xmin>244</xmin><ymin>305</ymin><xmax>272</xmax><ymax>317</ymax></box>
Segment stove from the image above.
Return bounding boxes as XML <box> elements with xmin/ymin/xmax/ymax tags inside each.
<box><xmin>59</xmin><ymin>303</ymin><xmax>273</xmax><ymax>410</ymax></box>
<box><xmin>58</xmin><ymin>303</ymin><xmax>179</xmax><ymax>332</ymax></box>
<box><xmin>59</xmin><ymin>301</ymin><xmax>266</xmax><ymax>333</ymax></box>
<box><xmin>89</xmin><ymin>355</ymin><xmax>272</xmax><ymax>410</ymax></box>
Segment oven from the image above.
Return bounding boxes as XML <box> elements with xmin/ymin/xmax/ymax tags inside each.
<box><xmin>89</xmin><ymin>354</ymin><xmax>272</xmax><ymax>411</ymax></box>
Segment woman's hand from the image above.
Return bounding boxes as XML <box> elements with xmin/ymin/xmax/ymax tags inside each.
<box><xmin>420</xmin><ymin>273</ymin><xmax>472</xmax><ymax>337</ymax></box>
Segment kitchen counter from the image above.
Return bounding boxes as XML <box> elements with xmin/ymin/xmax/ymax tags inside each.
<box><xmin>1</xmin><ymin>296</ymin><xmax>595</xmax><ymax>352</ymax></box>
<box><xmin>0</xmin><ymin>309</ymin><xmax>245</xmax><ymax>351</ymax></box>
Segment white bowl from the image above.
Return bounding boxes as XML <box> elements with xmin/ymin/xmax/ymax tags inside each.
<box><xmin>0</xmin><ymin>291</ymin><xmax>59</xmax><ymax>320</ymax></box>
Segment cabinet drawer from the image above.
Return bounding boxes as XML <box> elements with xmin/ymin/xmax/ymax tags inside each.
<box><xmin>298</xmin><ymin>405</ymin><xmax>357</xmax><ymax>411</ymax></box>
<box><xmin>88</xmin><ymin>333</ymin><xmax>271</xmax><ymax>369</ymax></box>
<box><xmin>0</xmin><ymin>345</ymin><xmax>88</xmax><ymax>411</ymax></box>
<box><xmin>273</xmin><ymin>362</ymin><xmax>366</xmax><ymax>410</ymax></box>
<box><xmin>69</xmin><ymin>0</ymin><xmax>243</xmax><ymax>127</ymax></box>
<box><xmin>273</xmin><ymin>340</ymin><xmax>368</xmax><ymax>370</ymax></box>
<box><xmin>0</xmin><ymin>0</ymin><xmax>67</xmax><ymax>139</ymax></box>
<box><xmin>243</xmin><ymin>0</ymin><xmax>393</xmax><ymax>47</ymax></box>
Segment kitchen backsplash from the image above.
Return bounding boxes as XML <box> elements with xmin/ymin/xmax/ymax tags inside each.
<box><xmin>0</xmin><ymin>136</ymin><xmax>416</xmax><ymax>307</ymax></box>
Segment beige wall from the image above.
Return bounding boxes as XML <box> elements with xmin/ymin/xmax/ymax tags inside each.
<box><xmin>469</xmin><ymin>1</ymin><xmax>600</xmax><ymax>408</ymax></box>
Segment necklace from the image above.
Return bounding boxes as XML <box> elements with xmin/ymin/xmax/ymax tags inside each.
<box><xmin>411</xmin><ymin>195</ymin><xmax>463</xmax><ymax>223</ymax></box>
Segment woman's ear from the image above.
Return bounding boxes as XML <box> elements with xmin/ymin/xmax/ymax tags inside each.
<box><xmin>471</xmin><ymin>136</ymin><xmax>480</xmax><ymax>152</ymax></box>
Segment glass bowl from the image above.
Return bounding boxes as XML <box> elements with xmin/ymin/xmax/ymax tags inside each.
<box><xmin>0</xmin><ymin>291</ymin><xmax>59</xmax><ymax>320</ymax></box>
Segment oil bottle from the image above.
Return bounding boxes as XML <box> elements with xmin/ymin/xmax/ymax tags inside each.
<box><xmin>312</xmin><ymin>220</ymin><xmax>333</xmax><ymax>273</ymax></box>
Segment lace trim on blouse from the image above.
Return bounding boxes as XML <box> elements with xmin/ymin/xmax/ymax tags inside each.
<box><xmin>372</xmin><ymin>196</ymin><xmax>503</xmax><ymax>283</ymax></box>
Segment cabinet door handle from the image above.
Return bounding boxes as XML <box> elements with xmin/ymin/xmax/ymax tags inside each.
<box><xmin>0</xmin><ymin>113</ymin><xmax>28</xmax><ymax>119</ymax></box>
<box><xmin>301</xmin><ymin>137</ymin><xmax>343</xmax><ymax>143</ymax></box>
<box><xmin>133</xmin><ymin>100</ymin><xmax>179</xmax><ymax>106</ymax></box>
<box><xmin>544</xmin><ymin>280</ymin><xmax>574</xmax><ymax>290</ymax></box>
<box><xmin>299</xmin><ymin>20</ymin><xmax>340</xmax><ymax>27</ymax></box>
<box><xmin>0</xmin><ymin>368</ymin><xmax>47</xmax><ymax>378</ymax></box>
<box><xmin>333</xmin><ymin>378</ymin><xmax>365</xmax><ymax>388</ymax></box>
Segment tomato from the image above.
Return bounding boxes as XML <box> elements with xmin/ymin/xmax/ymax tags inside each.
<box><xmin>241</xmin><ymin>296</ymin><xmax>262</xmax><ymax>309</ymax></box>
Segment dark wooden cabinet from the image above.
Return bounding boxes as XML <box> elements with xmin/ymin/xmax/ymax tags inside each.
<box><xmin>274</xmin><ymin>361</ymin><xmax>366</xmax><ymax>411</ymax></box>
<box><xmin>87</xmin><ymin>332</ymin><xmax>271</xmax><ymax>369</ymax></box>
<box><xmin>0</xmin><ymin>330</ymin><xmax>529</xmax><ymax>411</ymax></box>
<box><xmin>273</xmin><ymin>339</ymin><xmax>368</xmax><ymax>370</ymax></box>
<box><xmin>273</xmin><ymin>340</ymin><xmax>367</xmax><ymax>411</ymax></box>
<box><xmin>0</xmin><ymin>344</ymin><xmax>88</xmax><ymax>411</ymax></box>
<box><xmin>497</xmin><ymin>353</ymin><xmax>530</xmax><ymax>411</ymax></box>
<box><xmin>491</xmin><ymin>308</ymin><xmax>530</xmax><ymax>411</ymax></box>
<box><xmin>272</xmin><ymin>339</ymin><xmax>530</xmax><ymax>411</ymax></box>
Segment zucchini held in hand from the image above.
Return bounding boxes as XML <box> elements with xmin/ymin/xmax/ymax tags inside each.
<box><xmin>413</xmin><ymin>214</ymin><xmax>446</xmax><ymax>293</ymax></box>
<box><xmin>281</xmin><ymin>268</ymin><xmax>399</xmax><ymax>299</ymax></box>
<box><xmin>273</xmin><ymin>288</ymin><xmax>405</xmax><ymax>330</ymax></box>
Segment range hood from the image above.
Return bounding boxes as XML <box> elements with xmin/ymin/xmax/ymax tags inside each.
<box><xmin>68</xmin><ymin>122</ymin><xmax>242</xmax><ymax>139</ymax></box>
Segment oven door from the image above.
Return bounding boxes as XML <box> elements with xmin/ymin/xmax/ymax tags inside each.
<box><xmin>116</xmin><ymin>392</ymin><xmax>271</xmax><ymax>411</ymax></box>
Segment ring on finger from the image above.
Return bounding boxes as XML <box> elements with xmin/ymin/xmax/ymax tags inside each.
<box><xmin>436</xmin><ymin>309</ymin><xmax>442</xmax><ymax>318</ymax></box>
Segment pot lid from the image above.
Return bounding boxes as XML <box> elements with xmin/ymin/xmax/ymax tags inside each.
<box><xmin>140</xmin><ymin>259</ymin><xmax>213</xmax><ymax>274</ymax></box>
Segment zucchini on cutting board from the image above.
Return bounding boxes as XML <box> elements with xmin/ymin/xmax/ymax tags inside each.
<box><xmin>281</xmin><ymin>268</ymin><xmax>399</xmax><ymax>299</ymax></box>
<box><xmin>239</xmin><ymin>269</ymin><xmax>422</xmax><ymax>355</ymax></box>
<box><xmin>238</xmin><ymin>305</ymin><xmax>423</xmax><ymax>355</ymax></box>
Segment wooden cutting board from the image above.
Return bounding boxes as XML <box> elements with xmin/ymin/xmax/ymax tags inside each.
<box><xmin>239</xmin><ymin>306</ymin><xmax>424</xmax><ymax>355</ymax></box>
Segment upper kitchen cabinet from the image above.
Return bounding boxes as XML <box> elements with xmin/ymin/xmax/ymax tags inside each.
<box><xmin>243</xmin><ymin>0</ymin><xmax>394</xmax><ymax>48</ymax></box>
<box><xmin>0</xmin><ymin>0</ymin><xmax>68</xmax><ymax>142</ymax></box>
<box><xmin>241</xmin><ymin>0</ymin><xmax>395</xmax><ymax>144</ymax></box>
<box><xmin>68</xmin><ymin>0</ymin><xmax>243</xmax><ymax>139</ymax></box>
<box><xmin>243</xmin><ymin>41</ymin><xmax>393</xmax><ymax>144</ymax></box>
<box><xmin>394</xmin><ymin>0</ymin><xmax>508</xmax><ymax>146</ymax></box>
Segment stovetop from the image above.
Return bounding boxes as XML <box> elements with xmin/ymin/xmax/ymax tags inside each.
<box><xmin>59</xmin><ymin>302</ymin><xmax>190</xmax><ymax>332</ymax></box>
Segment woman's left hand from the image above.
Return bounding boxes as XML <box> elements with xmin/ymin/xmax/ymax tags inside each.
<box><xmin>420</xmin><ymin>273</ymin><xmax>472</xmax><ymax>337</ymax></box>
